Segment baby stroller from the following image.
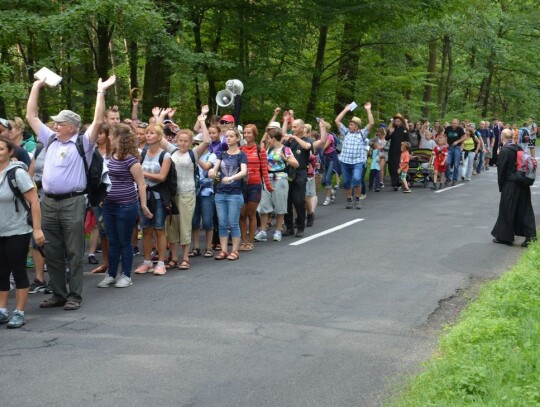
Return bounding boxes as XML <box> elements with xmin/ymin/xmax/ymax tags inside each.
<box><xmin>407</xmin><ymin>149</ymin><xmax>434</xmax><ymax>188</ymax></box>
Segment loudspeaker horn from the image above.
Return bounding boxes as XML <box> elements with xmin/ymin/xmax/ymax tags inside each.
<box><xmin>216</xmin><ymin>89</ymin><xmax>234</xmax><ymax>108</ymax></box>
<box><xmin>226</xmin><ymin>79</ymin><xmax>244</xmax><ymax>95</ymax></box>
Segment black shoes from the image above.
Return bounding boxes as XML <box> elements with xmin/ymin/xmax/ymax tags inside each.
<box><xmin>306</xmin><ymin>213</ymin><xmax>314</xmax><ymax>227</ymax></box>
<box><xmin>492</xmin><ymin>238</ymin><xmax>513</xmax><ymax>246</ymax></box>
<box><xmin>282</xmin><ymin>228</ymin><xmax>295</xmax><ymax>237</ymax></box>
<box><xmin>521</xmin><ymin>238</ymin><xmax>535</xmax><ymax>247</ymax></box>
<box><xmin>295</xmin><ymin>230</ymin><xmax>304</xmax><ymax>238</ymax></box>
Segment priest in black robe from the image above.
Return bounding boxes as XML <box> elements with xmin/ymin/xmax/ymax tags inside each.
<box><xmin>491</xmin><ymin>129</ymin><xmax>536</xmax><ymax>247</ymax></box>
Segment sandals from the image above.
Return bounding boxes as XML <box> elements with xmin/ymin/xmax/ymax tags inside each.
<box><xmin>165</xmin><ymin>260</ymin><xmax>178</xmax><ymax>270</ymax></box>
<box><xmin>239</xmin><ymin>242</ymin><xmax>253</xmax><ymax>252</ymax></box>
<box><xmin>90</xmin><ymin>264</ymin><xmax>108</xmax><ymax>274</ymax></box>
<box><xmin>227</xmin><ymin>250</ymin><xmax>240</xmax><ymax>261</ymax></box>
<box><xmin>188</xmin><ymin>248</ymin><xmax>201</xmax><ymax>257</ymax></box>
<box><xmin>215</xmin><ymin>251</ymin><xmax>228</xmax><ymax>260</ymax></box>
<box><xmin>212</xmin><ymin>243</ymin><xmax>222</xmax><ymax>251</ymax></box>
<box><xmin>204</xmin><ymin>249</ymin><xmax>214</xmax><ymax>258</ymax></box>
<box><xmin>179</xmin><ymin>259</ymin><xmax>190</xmax><ymax>270</ymax></box>
<box><xmin>64</xmin><ymin>300</ymin><xmax>81</xmax><ymax>311</ymax></box>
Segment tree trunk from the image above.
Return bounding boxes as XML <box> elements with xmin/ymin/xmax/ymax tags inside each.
<box><xmin>421</xmin><ymin>39</ymin><xmax>438</xmax><ymax>119</ymax></box>
<box><xmin>142</xmin><ymin>51</ymin><xmax>171</xmax><ymax>118</ymax></box>
<box><xmin>403</xmin><ymin>53</ymin><xmax>413</xmax><ymax>114</ymax></box>
<box><xmin>437</xmin><ymin>36</ymin><xmax>448</xmax><ymax>109</ymax></box>
<box><xmin>440</xmin><ymin>35</ymin><xmax>453</xmax><ymax>119</ymax></box>
<box><xmin>96</xmin><ymin>18</ymin><xmax>112</xmax><ymax>79</ymax></box>
<box><xmin>306</xmin><ymin>25</ymin><xmax>328</xmax><ymax>120</ymax></box>
<box><xmin>333</xmin><ymin>18</ymin><xmax>361</xmax><ymax>116</ymax></box>
<box><xmin>464</xmin><ymin>46</ymin><xmax>476</xmax><ymax>102</ymax></box>
<box><xmin>127</xmin><ymin>40</ymin><xmax>138</xmax><ymax>89</ymax></box>
<box><xmin>0</xmin><ymin>46</ymin><xmax>7</xmax><ymax>118</ymax></box>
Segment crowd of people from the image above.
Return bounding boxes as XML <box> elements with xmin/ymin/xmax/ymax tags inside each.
<box><xmin>0</xmin><ymin>76</ymin><xmax>537</xmax><ymax>329</ymax></box>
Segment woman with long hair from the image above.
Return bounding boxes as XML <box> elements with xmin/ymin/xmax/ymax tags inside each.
<box><xmin>209</xmin><ymin>129</ymin><xmax>248</xmax><ymax>260</ymax></box>
<box><xmin>0</xmin><ymin>137</ymin><xmax>44</xmax><ymax>328</ymax></box>
<box><xmin>97</xmin><ymin>124</ymin><xmax>152</xmax><ymax>288</ymax></box>
<box><xmin>239</xmin><ymin>124</ymin><xmax>273</xmax><ymax>251</ymax></box>
<box><xmin>134</xmin><ymin>124</ymin><xmax>172</xmax><ymax>276</ymax></box>
<box><xmin>88</xmin><ymin>123</ymin><xmax>111</xmax><ymax>274</ymax></box>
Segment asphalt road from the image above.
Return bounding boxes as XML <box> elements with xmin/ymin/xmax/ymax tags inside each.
<box><xmin>1</xmin><ymin>168</ymin><xmax>537</xmax><ymax>407</ymax></box>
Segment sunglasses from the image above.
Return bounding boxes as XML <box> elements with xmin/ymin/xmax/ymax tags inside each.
<box><xmin>137</xmin><ymin>122</ymin><xmax>149</xmax><ymax>129</ymax></box>
<box><xmin>220</xmin><ymin>120</ymin><xmax>233</xmax><ymax>125</ymax></box>
<box><xmin>0</xmin><ymin>118</ymin><xmax>12</xmax><ymax>130</ymax></box>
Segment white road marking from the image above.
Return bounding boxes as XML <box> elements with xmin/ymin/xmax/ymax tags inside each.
<box><xmin>434</xmin><ymin>183</ymin><xmax>465</xmax><ymax>193</ymax></box>
<box><xmin>289</xmin><ymin>219</ymin><xmax>364</xmax><ymax>246</ymax></box>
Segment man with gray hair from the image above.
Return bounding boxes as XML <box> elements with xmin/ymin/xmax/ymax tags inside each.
<box><xmin>26</xmin><ymin>75</ymin><xmax>116</xmax><ymax>311</ymax></box>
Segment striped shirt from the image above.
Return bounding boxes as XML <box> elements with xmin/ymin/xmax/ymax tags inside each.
<box><xmin>105</xmin><ymin>155</ymin><xmax>139</xmax><ymax>204</ymax></box>
<box><xmin>339</xmin><ymin>124</ymin><xmax>370</xmax><ymax>164</ymax></box>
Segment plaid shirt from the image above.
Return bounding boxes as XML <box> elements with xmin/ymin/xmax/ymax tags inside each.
<box><xmin>338</xmin><ymin>124</ymin><xmax>370</xmax><ymax>164</ymax></box>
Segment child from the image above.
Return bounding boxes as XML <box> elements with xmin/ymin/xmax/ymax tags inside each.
<box><xmin>368</xmin><ymin>140</ymin><xmax>381</xmax><ymax>192</ymax></box>
<box><xmin>398</xmin><ymin>141</ymin><xmax>411</xmax><ymax>193</ymax></box>
<box><xmin>430</xmin><ymin>135</ymin><xmax>448</xmax><ymax>190</ymax></box>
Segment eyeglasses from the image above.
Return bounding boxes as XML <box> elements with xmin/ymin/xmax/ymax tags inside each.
<box><xmin>220</xmin><ymin>120</ymin><xmax>233</xmax><ymax>125</ymax></box>
<box><xmin>0</xmin><ymin>118</ymin><xmax>11</xmax><ymax>130</ymax></box>
<box><xmin>137</xmin><ymin>122</ymin><xmax>149</xmax><ymax>129</ymax></box>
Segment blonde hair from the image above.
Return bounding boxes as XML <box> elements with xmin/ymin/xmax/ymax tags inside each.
<box><xmin>146</xmin><ymin>123</ymin><xmax>165</xmax><ymax>139</ymax></box>
<box><xmin>11</xmin><ymin>117</ymin><xmax>25</xmax><ymax>132</ymax></box>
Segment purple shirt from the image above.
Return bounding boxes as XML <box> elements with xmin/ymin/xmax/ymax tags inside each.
<box><xmin>38</xmin><ymin>124</ymin><xmax>94</xmax><ymax>194</ymax></box>
<box><xmin>105</xmin><ymin>155</ymin><xmax>139</xmax><ymax>204</ymax></box>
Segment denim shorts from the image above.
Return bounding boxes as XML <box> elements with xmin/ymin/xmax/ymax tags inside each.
<box><xmin>139</xmin><ymin>197</ymin><xmax>166</xmax><ymax>229</ymax></box>
<box><xmin>305</xmin><ymin>177</ymin><xmax>316</xmax><ymax>197</ymax></box>
<box><xmin>245</xmin><ymin>184</ymin><xmax>262</xmax><ymax>203</ymax></box>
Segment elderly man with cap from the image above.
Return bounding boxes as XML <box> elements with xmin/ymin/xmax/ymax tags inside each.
<box><xmin>335</xmin><ymin>102</ymin><xmax>374</xmax><ymax>209</ymax></box>
<box><xmin>26</xmin><ymin>75</ymin><xmax>116</xmax><ymax>311</ymax></box>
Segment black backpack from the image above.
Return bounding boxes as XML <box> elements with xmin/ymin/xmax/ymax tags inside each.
<box><xmin>47</xmin><ymin>134</ymin><xmax>107</xmax><ymax>206</ymax></box>
<box><xmin>140</xmin><ymin>149</ymin><xmax>179</xmax><ymax>214</ymax></box>
<box><xmin>6</xmin><ymin>167</ymin><xmax>33</xmax><ymax>226</ymax></box>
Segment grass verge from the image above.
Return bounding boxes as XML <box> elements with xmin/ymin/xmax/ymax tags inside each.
<box><xmin>387</xmin><ymin>241</ymin><xmax>540</xmax><ymax>406</ymax></box>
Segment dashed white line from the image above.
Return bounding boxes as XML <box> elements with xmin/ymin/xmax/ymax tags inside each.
<box><xmin>289</xmin><ymin>219</ymin><xmax>364</xmax><ymax>246</ymax></box>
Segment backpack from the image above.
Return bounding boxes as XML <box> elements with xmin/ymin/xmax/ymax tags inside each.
<box><xmin>140</xmin><ymin>149</ymin><xmax>179</xmax><ymax>214</ymax></box>
<box><xmin>188</xmin><ymin>149</ymin><xmax>201</xmax><ymax>196</ymax></box>
<box><xmin>519</xmin><ymin>128</ymin><xmax>531</xmax><ymax>144</ymax></box>
<box><xmin>6</xmin><ymin>167</ymin><xmax>33</xmax><ymax>226</ymax></box>
<box><xmin>48</xmin><ymin>134</ymin><xmax>107</xmax><ymax>206</ymax></box>
<box><xmin>514</xmin><ymin>146</ymin><xmax>537</xmax><ymax>187</ymax></box>
<box><xmin>332</xmin><ymin>133</ymin><xmax>343</xmax><ymax>154</ymax></box>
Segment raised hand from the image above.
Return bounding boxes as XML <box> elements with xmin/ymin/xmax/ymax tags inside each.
<box><xmin>152</xmin><ymin>107</ymin><xmax>162</xmax><ymax>117</ymax></box>
<box><xmin>168</xmin><ymin>108</ymin><xmax>176</xmax><ymax>118</ymax></box>
<box><xmin>364</xmin><ymin>102</ymin><xmax>372</xmax><ymax>110</ymax></box>
<box><xmin>201</xmin><ymin>105</ymin><xmax>210</xmax><ymax>115</ymax></box>
<box><xmin>274</xmin><ymin>107</ymin><xmax>281</xmax><ymax>116</ymax></box>
<box><xmin>98</xmin><ymin>75</ymin><xmax>116</xmax><ymax>92</ymax></box>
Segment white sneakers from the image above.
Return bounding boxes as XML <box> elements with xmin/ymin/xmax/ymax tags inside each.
<box><xmin>97</xmin><ymin>275</ymin><xmax>132</xmax><ymax>288</ymax></box>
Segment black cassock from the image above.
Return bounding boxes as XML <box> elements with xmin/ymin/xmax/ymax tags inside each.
<box><xmin>491</xmin><ymin>143</ymin><xmax>536</xmax><ymax>242</ymax></box>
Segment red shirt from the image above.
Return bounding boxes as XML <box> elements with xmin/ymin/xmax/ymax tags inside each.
<box><xmin>240</xmin><ymin>143</ymin><xmax>273</xmax><ymax>190</ymax></box>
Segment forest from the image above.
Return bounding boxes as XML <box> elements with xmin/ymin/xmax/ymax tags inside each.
<box><xmin>1</xmin><ymin>0</ymin><xmax>539</xmax><ymax>129</ymax></box>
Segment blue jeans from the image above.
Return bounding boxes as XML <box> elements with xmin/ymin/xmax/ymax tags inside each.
<box><xmin>215</xmin><ymin>193</ymin><xmax>244</xmax><ymax>238</ymax></box>
<box><xmin>192</xmin><ymin>194</ymin><xmax>215</xmax><ymax>231</ymax></box>
<box><xmin>476</xmin><ymin>150</ymin><xmax>484</xmax><ymax>173</ymax></box>
<box><xmin>321</xmin><ymin>155</ymin><xmax>335</xmax><ymax>187</ymax></box>
<box><xmin>139</xmin><ymin>197</ymin><xmax>166</xmax><ymax>229</ymax></box>
<box><xmin>446</xmin><ymin>145</ymin><xmax>461</xmax><ymax>182</ymax></box>
<box><xmin>341</xmin><ymin>161</ymin><xmax>366</xmax><ymax>193</ymax></box>
<box><xmin>102</xmin><ymin>201</ymin><xmax>139</xmax><ymax>278</ymax></box>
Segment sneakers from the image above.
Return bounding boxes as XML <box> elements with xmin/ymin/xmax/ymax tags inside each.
<box><xmin>359</xmin><ymin>194</ymin><xmax>367</xmax><ymax>200</ymax></box>
<box><xmin>115</xmin><ymin>275</ymin><xmax>132</xmax><ymax>288</ymax></box>
<box><xmin>133</xmin><ymin>246</ymin><xmax>140</xmax><ymax>256</ymax></box>
<box><xmin>403</xmin><ymin>189</ymin><xmax>412</xmax><ymax>193</ymax></box>
<box><xmin>254</xmin><ymin>230</ymin><xmax>267</xmax><ymax>242</ymax></box>
<box><xmin>7</xmin><ymin>311</ymin><xmax>25</xmax><ymax>329</ymax></box>
<box><xmin>346</xmin><ymin>199</ymin><xmax>353</xmax><ymax>209</ymax></box>
<box><xmin>97</xmin><ymin>275</ymin><xmax>116</xmax><ymax>288</ymax></box>
<box><xmin>88</xmin><ymin>254</ymin><xmax>98</xmax><ymax>264</ymax></box>
<box><xmin>322</xmin><ymin>197</ymin><xmax>331</xmax><ymax>206</ymax></box>
<box><xmin>0</xmin><ymin>310</ymin><xmax>8</xmax><ymax>324</ymax></box>
<box><xmin>355</xmin><ymin>199</ymin><xmax>362</xmax><ymax>209</ymax></box>
<box><xmin>273</xmin><ymin>230</ymin><xmax>282</xmax><ymax>242</ymax></box>
<box><xmin>28</xmin><ymin>279</ymin><xmax>47</xmax><ymax>294</ymax></box>
<box><xmin>44</xmin><ymin>280</ymin><xmax>53</xmax><ymax>294</ymax></box>
<box><xmin>330</xmin><ymin>189</ymin><xmax>336</xmax><ymax>202</ymax></box>
<box><xmin>134</xmin><ymin>263</ymin><xmax>153</xmax><ymax>274</ymax></box>
<box><xmin>153</xmin><ymin>264</ymin><xmax>166</xmax><ymax>275</ymax></box>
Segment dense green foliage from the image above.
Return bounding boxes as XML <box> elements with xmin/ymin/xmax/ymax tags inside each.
<box><xmin>1</xmin><ymin>0</ymin><xmax>539</xmax><ymax>128</ymax></box>
<box><xmin>387</xmin><ymin>241</ymin><xmax>540</xmax><ymax>406</ymax></box>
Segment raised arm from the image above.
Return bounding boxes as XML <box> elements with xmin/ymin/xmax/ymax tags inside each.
<box><xmin>88</xmin><ymin>75</ymin><xmax>117</xmax><ymax>143</ymax></box>
<box><xmin>195</xmin><ymin>113</ymin><xmax>211</xmax><ymax>156</ymax></box>
<box><xmin>26</xmin><ymin>79</ymin><xmax>47</xmax><ymax>135</ymax></box>
<box><xmin>364</xmin><ymin>102</ymin><xmax>374</xmax><ymax>132</ymax></box>
<box><xmin>312</xmin><ymin>119</ymin><xmax>329</xmax><ymax>150</ymax></box>
<box><xmin>335</xmin><ymin>104</ymin><xmax>350</xmax><ymax>129</ymax></box>
<box><xmin>269</xmin><ymin>107</ymin><xmax>281</xmax><ymax>126</ymax></box>
<box><xmin>131</xmin><ymin>99</ymin><xmax>139</xmax><ymax>121</ymax></box>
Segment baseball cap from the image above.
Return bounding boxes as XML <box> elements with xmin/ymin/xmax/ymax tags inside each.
<box><xmin>220</xmin><ymin>114</ymin><xmax>235</xmax><ymax>124</ymax></box>
<box><xmin>50</xmin><ymin>110</ymin><xmax>81</xmax><ymax>127</ymax></box>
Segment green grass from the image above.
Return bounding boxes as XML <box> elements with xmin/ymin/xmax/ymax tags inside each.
<box><xmin>387</xmin><ymin>241</ymin><xmax>540</xmax><ymax>406</ymax></box>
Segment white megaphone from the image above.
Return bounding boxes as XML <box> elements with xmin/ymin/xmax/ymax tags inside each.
<box><xmin>226</xmin><ymin>79</ymin><xmax>244</xmax><ymax>95</ymax></box>
<box><xmin>216</xmin><ymin>89</ymin><xmax>234</xmax><ymax>107</ymax></box>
